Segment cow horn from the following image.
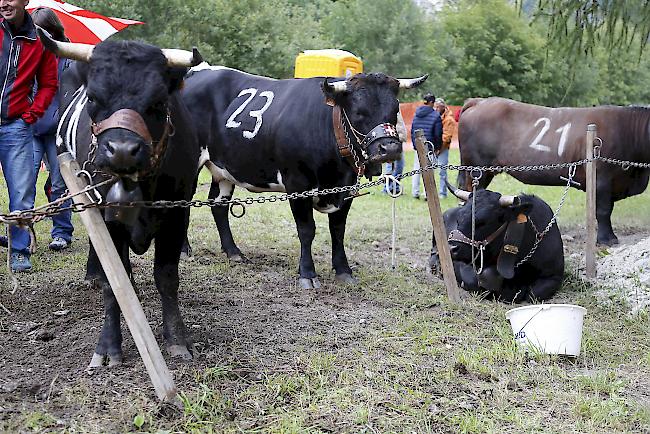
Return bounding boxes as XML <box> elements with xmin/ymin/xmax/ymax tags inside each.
<box><xmin>324</xmin><ymin>79</ymin><xmax>348</xmax><ymax>94</ymax></box>
<box><xmin>398</xmin><ymin>74</ymin><xmax>429</xmax><ymax>89</ymax></box>
<box><xmin>446</xmin><ymin>181</ymin><xmax>471</xmax><ymax>201</ymax></box>
<box><xmin>498</xmin><ymin>194</ymin><xmax>517</xmax><ymax>206</ymax></box>
<box><xmin>36</xmin><ymin>27</ymin><xmax>94</xmax><ymax>62</ymax></box>
<box><xmin>161</xmin><ymin>47</ymin><xmax>203</xmax><ymax>67</ymax></box>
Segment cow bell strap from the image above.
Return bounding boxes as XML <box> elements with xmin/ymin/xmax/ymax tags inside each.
<box><xmin>497</xmin><ymin>213</ymin><xmax>528</xmax><ymax>279</ymax></box>
<box><xmin>332</xmin><ymin>105</ymin><xmax>364</xmax><ymax>176</ymax></box>
<box><xmin>332</xmin><ymin>105</ymin><xmax>352</xmax><ymax>158</ymax></box>
<box><xmin>92</xmin><ymin>109</ymin><xmax>152</xmax><ymax>144</ymax></box>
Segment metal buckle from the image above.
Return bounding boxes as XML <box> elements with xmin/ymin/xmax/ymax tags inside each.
<box><xmin>503</xmin><ymin>244</ymin><xmax>519</xmax><ymax>254</ymax></box>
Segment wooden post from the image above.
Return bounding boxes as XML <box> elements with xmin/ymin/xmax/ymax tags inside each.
<box><xmin>585</xmin><ymin>124</ymin><xmax>597</xmax><ymax>279</ymax></box>
<box><xmin>414</xmin><ymin>130</ymin><xmax>462</xmax><ymax>303</ymax></box>
<box><xmin>58</xmin><ymin>152</ymin><xmax>178</xmax><ymax>402</ymax></box>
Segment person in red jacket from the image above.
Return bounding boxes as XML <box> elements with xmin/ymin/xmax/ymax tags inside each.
<box><xmin>0</xmin><ymin>0</ymin><xmax>58</xmax><ymax>272</ymax></box>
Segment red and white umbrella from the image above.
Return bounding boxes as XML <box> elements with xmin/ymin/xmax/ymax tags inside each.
<box><xmin>27</xmin><ymin>0</ymin><xmax>143</xmax><ymax>45</ymax></box>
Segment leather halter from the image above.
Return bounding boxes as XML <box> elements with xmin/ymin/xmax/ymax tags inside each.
<box><xmin>332</xmin><ymin>104</ymin><xmax>364</xmax><ymax>176</ymax></box>
<box><xmin>448</xmin><ymin>221</ymin><xmax>508</xmax><ymax>250</ymax></box>
<box><xmin>331</xmin><ymin>104</ymin><xmax>400</xmax><ymax>177</ymax></box>
<box><xmin>91</xmin><ymin>108</ymin><xmax>173</xmax><ymax>178</ymax></box>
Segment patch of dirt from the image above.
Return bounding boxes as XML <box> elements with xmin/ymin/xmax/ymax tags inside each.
<box><xmin>0</xmin><ymin>242</ymin><xmax>392</xmax><ymax>431</ymax></box>
<box><xmin>0</xmin><ymin>216</ymin><xmax>647</xmax><ymax>431</ymax></box>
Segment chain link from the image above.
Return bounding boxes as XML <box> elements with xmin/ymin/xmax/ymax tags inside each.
<box><xmin>5</xmin><ymin>146</ymin><xmax>649</xmax><ymax>226</ymax></box>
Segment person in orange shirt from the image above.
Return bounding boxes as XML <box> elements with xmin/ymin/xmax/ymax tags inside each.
<box><xmin>434</xmin><ymin>98</ymin><xmax>457</xmax><ymax>198</ymax></box>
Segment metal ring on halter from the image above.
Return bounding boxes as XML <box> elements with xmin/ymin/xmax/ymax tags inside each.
<box><xmin>470</xmin><ymin>168</ymin><xmax>483</xmax><ymax>185</ymax></box>
<box><xmin>76</xmin><ymin>169</ymin><xmax>103</xmax><ymax>204</ymax></box>
<box><xmin>229</xmin><ymin>202</ymin><xmax>246</xmax><ymax>218</ymax></box>
<box><xmin>383</xmin><ymin>175</ymin><xmax>402</xmax><ymax>198</ymax></box>
<box><xmin>427</xmin><ymin>150</ymin><xmax>436</xmax><ymax>164</ymax></box>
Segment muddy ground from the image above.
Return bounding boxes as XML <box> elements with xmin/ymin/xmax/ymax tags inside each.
<box><xmin>0</xmin><ymin>188</ymin><xmax>648</xmax><ymax>433</ymax></box>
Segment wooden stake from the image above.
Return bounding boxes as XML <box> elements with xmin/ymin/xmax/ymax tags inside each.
<box><xmin>585</xmin><ymin>124</ymin><xmax>597</xmax><ymax>279</ymax></box>
<box><xmin>58</xmin><ymin>152</ymin><xmax>178</xmax><ymax>402</ymax></box>
<box><xmin>414</xmin><ymin>130</ymin><xmax>462</xmax><ymax>303</ymax></box>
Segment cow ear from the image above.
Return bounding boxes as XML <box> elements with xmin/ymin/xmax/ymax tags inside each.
<box><xmin>507</xmin><ymin>201</ymin><xmax>533</xmax><ymax>218</ymax></box>
<box><xmin>166</xmin><ymin>66</ymin><xmax>188</xmax><ymax>93</ymax></box>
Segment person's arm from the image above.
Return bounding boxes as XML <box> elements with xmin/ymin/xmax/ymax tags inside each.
<box><xmin>23</xmin><ymin>50</ymin><xmax>58</xmax><ymax>124</ymax></box>
<box><xmin>442</xmin><ymin>115</ymin><xmax>455</xmax><ymax>147</ymax></box>
<box><xmin>432</xmin><ymin>115</ymin><xmax>443</xmax><ymax>151</ymax></box>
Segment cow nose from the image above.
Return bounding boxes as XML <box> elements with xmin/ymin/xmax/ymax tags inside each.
<box><xmin>105</xmin><ymin>140</ymin><xmax>143</xmax><ymax>171</ymax></box>
<box><xmin>449</xmin><ymin>244</ymin><xmax>459</xmax><ymax>256</ymax></box>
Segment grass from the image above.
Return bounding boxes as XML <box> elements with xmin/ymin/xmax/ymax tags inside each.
<box><xmin>1</xmin><ymin>149</ymin><xmax>650</xmax><ymax>433</ymax></box>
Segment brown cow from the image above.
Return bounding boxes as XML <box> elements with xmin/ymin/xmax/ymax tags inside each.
<box><xmin>458</xmin><ymin>97</ymin><xmax>650</xmax><ymax>246</ymax></box>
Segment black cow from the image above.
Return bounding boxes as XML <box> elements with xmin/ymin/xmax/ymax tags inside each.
<box><xmin>182</xmin><ymin>64</ymin><xmax>427</xmax><ymax>288</ymax></box>
<box><xmin>40</xmin><ymin>30</ymin><xmax>202</xmax><ymax>366</ymax></box>
<box><xmin>429</xmin><ymin>184</ymin><xmax>564</xmax><ymax>302</ymax></box>
<box><xmin>458</xmin><ymin>97</ymin><xmax>650</xmax><ymax>246</ymax></box>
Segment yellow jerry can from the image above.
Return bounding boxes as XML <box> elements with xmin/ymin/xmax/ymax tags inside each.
<box><xmin>294</xmin><ymin>49</ymin><xmax>363</xmax><ymax>78</ymax></box>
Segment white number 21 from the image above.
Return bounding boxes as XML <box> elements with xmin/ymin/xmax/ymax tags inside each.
<box><xmin>225</xmin><ymin>88</ymin><xmax>275</xmax><ymax>139</ymax></box>
<box><xmin>529</xmin><ymin>117</ymin><xmax>572</xmax><ymax>156</ymax></box>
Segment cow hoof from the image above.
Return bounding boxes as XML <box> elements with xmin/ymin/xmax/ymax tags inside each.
<box><xmin>299</xmin><ymin>277</ymin><xmax>321</xmax><ymax>289</ymax></box>
<box><xmin>227</xmin><ymin>253</ymin><xmax>250</xmax><ymax>264</ymax></box>
<box><xmin>88</xmin><ymin>352</ymin><xmax>123</xmax><ymax>369</ymax></box>
<box><xmin>168</xmin><ymin>345</ymin><xmax>193</xmax><ymax>361</ymax></box>
<box><xmin>335</xmin><ymin>273</ymin><xmax>358</xmax><ymax>285</ymax></box>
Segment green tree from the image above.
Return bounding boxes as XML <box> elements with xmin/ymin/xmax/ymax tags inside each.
<box><xmin>440</xmin><ymin>0</ymin><xmax>550</xmax><ymax>103</ymax></box>
<box><xmin>73</xmin><ymin>0</ymin><xmax>331</xmax><ymax>78</ymax></box>
<box><xmin>523</xmin><ymin>0</ymin><xmax>650</xmax><ymax>56</ymax></box>
<box><xmin>322</xmin><ymin>0</ymin><xmax>458</xmax><ymax>101</ymax></box>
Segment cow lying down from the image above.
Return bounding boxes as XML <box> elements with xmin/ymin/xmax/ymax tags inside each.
<box><xmin>429</xmin><ymin>185</ymin><xmax>564</xmax><ymax>302</ymax></box>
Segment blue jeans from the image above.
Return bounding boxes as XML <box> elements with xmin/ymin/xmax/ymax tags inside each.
<box><xmin>34</xmin><ymin>134</ymin><xmax>74</xmax><ymax>242</ymax></box>
<box><xmin>382</xmin><ymin>153</ymin><xmax>405</xmax><ymax>194</ymax></box>
<box><xmin>437</xmin><ymin>149</ymin><xmax>449</xmax><ymax>196</ymax></box>
<box><xmin>0</xmin><ymin>119</ymin><xmax>36</xmax><ymax>255</ymax></box>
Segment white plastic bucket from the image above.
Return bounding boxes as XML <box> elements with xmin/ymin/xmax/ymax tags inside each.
<box><xmin>505</xmin><ymin>304</ymin><xmax>587</xmax><ymax>357</ymax></box>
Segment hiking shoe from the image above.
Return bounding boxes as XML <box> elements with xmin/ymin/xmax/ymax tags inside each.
<box><xmin>10</xmin><ymin>252</ymin><xmax>31</xmax><ymax>273</ymax></box>
<box><xmin>0</xmin><ymin>235</ymin><xmax>6</xmax><ymax>248</ymax></box>
<box><xmin>49</xmin><ymin>237</ymin><xmax>71</xmax><ymax>251</ymax></box>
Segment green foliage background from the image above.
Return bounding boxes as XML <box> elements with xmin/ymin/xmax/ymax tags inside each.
<box><xmin>72</xmin><ymin>0</ymin><xmax>650</xmax><ymax>106</ymax></box>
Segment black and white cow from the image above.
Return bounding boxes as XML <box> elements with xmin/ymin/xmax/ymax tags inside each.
<box><xmin>39</xmin><ymin>30</ymin><xmax>202</xmax><ymax>366</ymax></box>
<box><xmin>182</xmin><ymin>64</ymin><xmax>427</xmax><ymax>288</ymax></box>
<box><xmin>429</xmin><ymin>184</ymin><xmax>565</xmax><ymax>302</ymax></box>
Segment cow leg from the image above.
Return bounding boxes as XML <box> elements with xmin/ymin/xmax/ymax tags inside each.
<box><xmin>329</xmin><ymin>199</ymin><xmax>356</xmax><ymax>284</ymax></box>
<box><xmin>526</xmin><ymin>275</ymin><xmax>563</xmax><ymax>302</ymax></box>
<box><xmin>596</xmin><ymin>186</ymin><xmax>618</xmax><ymax>245</ymax></box>
<box><xmin>87</xmin><ymin>226</ymin><xmax>132</xmax><ymax>368</ymax></box>
<box><xmin>155</xmin><ymin>212</ymin><xmax>192</xmax><ymax>360</ymax></box>
<box><xmin>454</xmin><ymin>261</ymin><xmax>481</xmax><ymax>292</ymax></box>
<box><xmin>180</xmin><ymin>234</ymin><xmax>192</xmax><ymax>260</ymax></box>
<box><xmin>209</xmin><ymin>180</ymin><xmax>248</xmax><ymax>261</ymax></box>
<box><xmin>289</xmin><ymin>198</ymin><xmax>320</xmax><ymax>289</ymax></box>
<box><xmin>475</xmin><ymin>172</ymin><xmax>495</xmax><ymax>190</ymax></box>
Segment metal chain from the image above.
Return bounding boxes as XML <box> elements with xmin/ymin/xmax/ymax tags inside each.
<box><xmin>515</xmin><ymin>165</ymin><xmax>576</xmax><ymax>267</ymax></box>
<box><xmin>5</xmin><ymin>149</ymin><xmax>643</xmax><ymax>226</ymax></box>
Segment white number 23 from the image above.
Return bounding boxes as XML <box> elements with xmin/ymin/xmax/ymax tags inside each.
<box><xmin>225</xmin><ymin>88</ymin><xmax>274</xmax><ymax>139</ymax></box>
